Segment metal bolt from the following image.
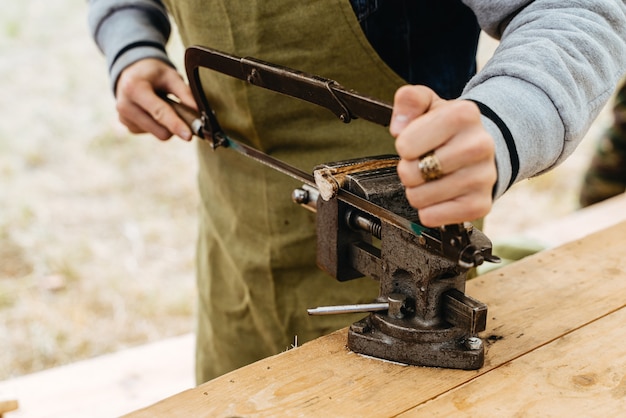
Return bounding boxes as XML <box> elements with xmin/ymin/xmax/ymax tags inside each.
<box><xmin>247</xmin><ymin>69</ymin><xmax>258</xmax><ymax>83</ymax></box>
<box><xmin>465</xmin><ymin>337</ymin><xmax>482</xmax><ymax>351</ymax></box>
<box><xmin>292</xmin><ymin>188</ymin><xmax>309</xmax><ymax>205</ymax></box>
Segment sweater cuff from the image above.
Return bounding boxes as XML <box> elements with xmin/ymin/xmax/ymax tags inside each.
<box><xmin>109</xmin><ymin>45</ymin><xmax>173</xmax><ymax>94</ymax></box>
<box><xmin>462</xmin><ymin>75</ymin><xmax>565</xmax><ymax>199</ymax></box>
<box><xmin>92</xmin><ymin>7</ymin><xmax>173</xmax><ymax>93</ymax></box>
<box><xmin>477</xmin><ymin>112</ymin><xmax>512</xmax><ymax>199</ymax></box>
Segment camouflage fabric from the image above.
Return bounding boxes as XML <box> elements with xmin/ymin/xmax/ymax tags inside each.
<box><xmin>580</xmin><ymin>80</ymin><xmax>626</xmax><ymax>207</ymax></box>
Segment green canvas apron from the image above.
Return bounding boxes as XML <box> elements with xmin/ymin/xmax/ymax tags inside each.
<box><xmin>163</xmin><ymin>0</ymin><xmax>406</xmax><ymax>383</ymax></box>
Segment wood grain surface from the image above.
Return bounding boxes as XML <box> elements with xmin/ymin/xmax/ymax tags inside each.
<box><xmin>126</xmin><ymin>220</ymin><xmax>626</xmax><ymax>418</ymax></box>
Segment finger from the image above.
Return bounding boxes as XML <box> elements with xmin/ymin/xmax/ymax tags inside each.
<box><xmin>155</xmin><ymin>71</ymin><xmax>198</xmax><ymax>137</ymax></box>
<box><xmin>395</xmin><ymin>100</ymin><xmax>480</xmax><ymax>161</ymax></box>
<box><xmin>403</xmin><ymin>164</ymin><xmax>495</xmax><ymax>226</ymax></box>
<box><xmin>120</xmin><ymin>112</ymin><xmax>172</xmax><ymax>140</ymax></box>
<box><xmin>389</xmin><ymin>85</ymin><xmax>438</xmax><ymax>137</ymax></box>
<box><xmin>404</xmin><ymin>160</ymin><xmax>495</xmax><ymax>207</ymax></box>
<box><xmin>414</xmin><ymin>193</ymin><xmax>493</xmax><ymax>227</ymax></box>
<box><xmin>397</xmin><ymin>126</ymin><xmax>494</xmax><ymax>187</ymax></box>
<box><xmin>397</xmin><ymin>156</ymin><xmax>432</xmax><ymax>188</ymax></box>
<box><xmin>132</xmin><ymin>83</ymin><xmax>193</xmax><ymax>141</ymax></box>
<box><xmin>397</xmin><ymin>150</ymin><xmax>450</xmax><ymax>188</ymax></box>
<box><xmin>117</xmin><ymin>98</ymin><xmax>172</xmax><ymax>140</ymax></box>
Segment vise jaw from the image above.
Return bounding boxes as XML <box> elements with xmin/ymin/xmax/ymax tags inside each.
<box><xmin>307</xmin><ymin>155</ymin><xmax>496</xmax><ymax>370</ymax></box>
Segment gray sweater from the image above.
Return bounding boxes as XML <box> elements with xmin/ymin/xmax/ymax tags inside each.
<box><xmin>88</xmin><ymin>0</ymin><xmax>626</xmax><ymax>197</ymax></box>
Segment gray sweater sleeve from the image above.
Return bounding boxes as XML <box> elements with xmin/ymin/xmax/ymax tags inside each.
<box><xmin>461</xmin><ymin>0</ymin><xmax>626</xmax><ymax>197</ymax></box>
<box><xmin>87</xmin><ymin>0</ymin><xmax>172</xmax><ymax>93</ymax></box>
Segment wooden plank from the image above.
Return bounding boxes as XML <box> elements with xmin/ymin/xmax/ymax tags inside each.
<box><xmin>125</xmin><ymin>221</ymin><xmax>626</xmax><ymax>417</ymax></box>
<box><xmin>401</xmin><ymin>305</ymin><xmax>626</xmax><ymax>416</ymax></box>
<box><xmin>523</xmin><ymin>192</ymin><xmax>626</xmax><ymax>247</ymax></box>
<box><xmin>0</xmin><ymin>399</ymin><xmax>19</xmax><ymax>415</ymax></box>
<box><xmin>0</xmin><ymin>334</ymin><xmax>194</xmax><ymax>418</ymax></box>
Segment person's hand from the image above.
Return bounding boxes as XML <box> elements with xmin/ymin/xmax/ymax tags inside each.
<box><xmin>115</xmin><ymin>58</ymin><xmax>197</xmax><ymax>141</ymax></box>
<box><xmin>390</xmin><ymin>85</ymin><xmax>497</xmax><ymax>227</ymax></box>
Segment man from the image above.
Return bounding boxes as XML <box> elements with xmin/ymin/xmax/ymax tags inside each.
<box><xmin>88</xmin><ymin>0</ymin><xmax>626</xmax><ymax>383</ymax></box>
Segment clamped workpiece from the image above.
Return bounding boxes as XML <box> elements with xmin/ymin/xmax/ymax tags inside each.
<box><xmin>168</xmin><ymin>45</ymin><xmax>500</xmax><ymax>370</ymax></box>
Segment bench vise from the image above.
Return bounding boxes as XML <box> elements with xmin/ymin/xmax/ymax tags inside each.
<box><xmin>297</xmin><ymin>155</ymin><xmax>499</xmax><ymax>370</ymax></box>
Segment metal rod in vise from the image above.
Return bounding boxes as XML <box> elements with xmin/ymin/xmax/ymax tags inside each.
<box><xmin>307</xmin><ymin>303</ymin><xmax>389</xmax><ymax>316</ymax></box>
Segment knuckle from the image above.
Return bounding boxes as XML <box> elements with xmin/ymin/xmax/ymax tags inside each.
<box><xmin>475</xmin><ymin>135</ymin><xmax>495</xmax><ymax>157</ymax></box>
<box><xmin>447</xmin><ymin>101</ymin><xmax>479</xmax><ymax>126</ymax></box>
<box><xmin>394</xmin><ymin>85</ymin><xmax>432</xmax><ymax>108</ymax></box>
<box><xmin>456</xmin><ymin>100</ymin><xmax>481</xmax><ymax>118</ymax></box>
<box><xmin>394</xmin><ymin>85</ymin><xmax>415</xmax><ymax>102</ymax></box>
<box><xmin>116</xmin><ymin>76</ymin><xmax>138</xmax><ymax>98</ymax></box>
<box><xmin>396</xmin><ymin>160</ymin><xmax>411</xmax><ymax>183</ymax></box>
<box><xmin>464</xmin><ymin>135</ymin><xmax>495</xmax><ymax>162</ymax></box>
<box><xmin>458</xmin><ymin>170</ymin><xmax>494</xmax><ymax>192</ymax></box>
<box><xmin>395</xmin><ymin>135</ymin><xmax>420</xmax><ymax>159</ymax></box>
<box><xmin>458</xmin><ymin>184</ymin><xmax>493</xmax><ymax>219</ymax></box>
<box><xmin>394</xmin><ymin>137</ymin><xmax>408</xmax><ymax>157</ymax></box>
<box><xmin>465</xmin><ymin>198</ymin><xmax>492</xmax><ymax>220</ymax></box>
<box><xmin>405</xmin><ymin>187</ymin><xmax>427</xmax><ymax>209</ymax></box>
<box><xmin>119</xmin><ymin>116</ymin><xmax>139</xmax><ymax>133</ymax></box>
<box><xmin>115</xmin><ymin>99</ymin><xmax>130</xmax><ymax>115</ymax></box>
<box><xmin>476</xmin><ymin>160</ymin><xmax>498</xmax><ymax>186</ymax></box>
<box><xmin>150</xmin><ymin>104</ymin><xmax>167</xmax><ymax>122</ymax></box>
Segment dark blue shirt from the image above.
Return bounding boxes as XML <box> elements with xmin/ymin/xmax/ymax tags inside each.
<box><xmin>349</xmin><ymin>0</ymin><xmax>481</xmax><ymax>99</ymax></box>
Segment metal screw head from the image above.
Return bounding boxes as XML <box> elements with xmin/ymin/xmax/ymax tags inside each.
<box><xmin>247</xmin><ymin>68</ymin><xmax>259</xmax><ymax>83</ymax></box>
<box><xmin>465</xmin><ymin>337</ymin><xmax>483</xmax><ymax>351</ymax></box>
<box><xmin>292</xmin><ymin>188</ymin><xmax>309</xmax><ymax>204</ymax></box>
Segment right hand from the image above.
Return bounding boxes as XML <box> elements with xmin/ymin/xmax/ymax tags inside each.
<box><xmin>115</xmin><ymin>58</ymin><xmax>197</xmax><ymax>141</ymax></box>
<box><xmin>390</xmin><ymin>85</ymin><xmax>496</xmax><ymax>227</ymax></box>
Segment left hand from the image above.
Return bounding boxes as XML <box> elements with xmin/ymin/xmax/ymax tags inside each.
<box><xmin>115</xmin><ymin>58</ymin><xmax>197</xmax><ymax>141</ymax></box>
<box><xmin>390</xmin><ymin>85</ymin><xmax>497</xmax><ymax>227</ymax></box>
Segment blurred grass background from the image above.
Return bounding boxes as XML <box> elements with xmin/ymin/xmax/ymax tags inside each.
<box><xmin>1</xmin><ymin>0</ymin><xmax>197</xmax><ymax>379</ymax></box>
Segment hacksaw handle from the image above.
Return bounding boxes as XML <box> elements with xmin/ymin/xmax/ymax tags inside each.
<box><xmin>159</xmin><ymin>92</ymin><xmax>205</xmax><ymax>138</ymax></box>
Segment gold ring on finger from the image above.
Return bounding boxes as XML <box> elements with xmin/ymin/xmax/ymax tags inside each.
<box><xmin>418</xmin><ymin>151</ymin><xmax>443</xmax><ymax>182</ymax></box>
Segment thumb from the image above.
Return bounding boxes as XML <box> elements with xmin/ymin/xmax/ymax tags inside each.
<box><xmin>389</xmin><ymin>85</ymin><xmax>439</xmax><ymax>137</ymax></box>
